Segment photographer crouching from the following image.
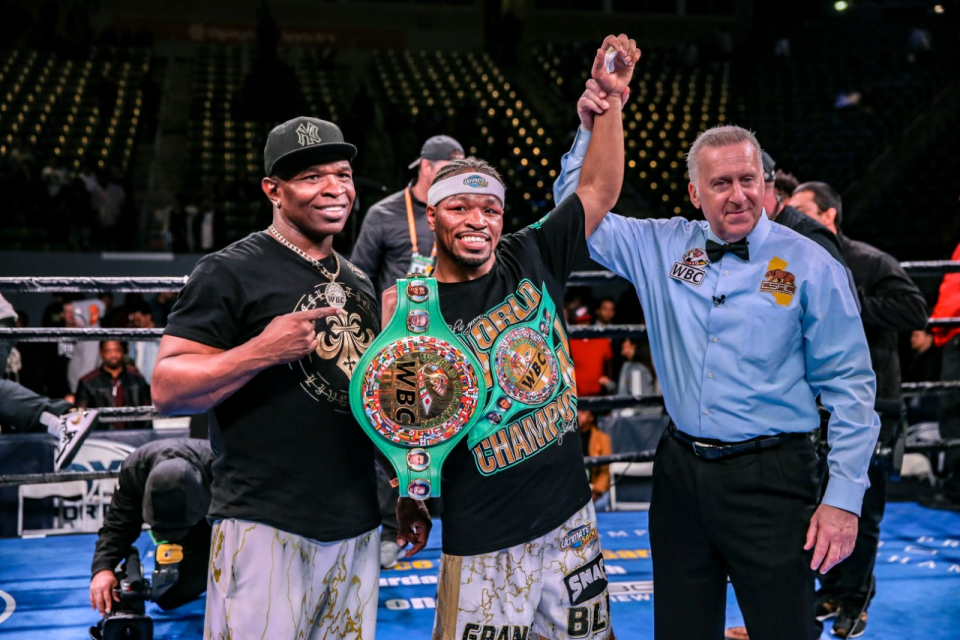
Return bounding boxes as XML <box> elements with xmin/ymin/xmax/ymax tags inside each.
<box><xmin>89</xmin><ymin>438</ymin><xmax>213</xmax><ymax>639</ymax></box>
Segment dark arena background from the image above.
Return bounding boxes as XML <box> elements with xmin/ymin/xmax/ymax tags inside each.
<box><xmin>1</xmin><ymin>1</ymin><xmax>959</xmax><ymax>639</ymax></box>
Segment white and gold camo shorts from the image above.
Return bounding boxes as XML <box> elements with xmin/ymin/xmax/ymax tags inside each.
<box><xmin>433</xmin><ymin>502</ymin><xmax>613</xmax><ymax>640</ymax></box>
<box><xmin>204</xmin><ymin>518</ymin><xmax>381</xmax><ymax>640</ymax></box>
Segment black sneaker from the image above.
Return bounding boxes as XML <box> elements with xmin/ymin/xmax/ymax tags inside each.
<box><xmin>831</xmin><ymin>608</ymin><xmax>867</xmax><ymax>639</ymax></box>
<box><xmin>814</xmin><ymin>593</ymin><xmax>840</xmax><ymax>621</ymax></box>
<box><xmin>55</xmin><ymin>408</ymin><xmax>99</xmax><ymax>471</ymax></box>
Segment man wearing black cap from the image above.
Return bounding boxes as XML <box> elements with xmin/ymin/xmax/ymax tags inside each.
<box><xmin>152</xmin><ymin>116</ymin><xmax>429</xmax><ymax>639</ymax></box>
<box><xmin>351</xmin><ymin>135</ymin><xmax>465</xmax><ymax>296</ymax></box>
<box><xmin>759</xmin><ymin>150</ymin><xmax>846</xmax><ymax>264</ymax></box>
<box><xmin>89</xmin><ymin>438</ymin><xmax>213</xmax><ymax>615</ymax></box>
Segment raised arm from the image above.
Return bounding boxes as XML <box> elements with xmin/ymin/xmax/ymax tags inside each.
<box><xmin>152</xmin><ymin>306</ymin><xmax>343</xmax><ymax>415</ymax></box>
<box><xmin>576</xmin><ymin>34</ymin><xmax>640</xmax><ymax>238</ymax></box>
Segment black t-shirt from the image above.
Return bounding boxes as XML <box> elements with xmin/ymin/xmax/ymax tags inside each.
<box><xmin>437</xmin><ymin>194</ymin><xmax>593</xmax><ymax>556</ymax></box>
<box><xmin>164</xmin><ymin>232</ymin><xmax>381</xmax><ymax>542</ymax></box>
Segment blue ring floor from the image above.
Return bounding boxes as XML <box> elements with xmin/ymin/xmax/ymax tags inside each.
<box><xmin>0</xmin><ymin>503</ymin><xmax>958</xmax><ymax>639</ymax></box>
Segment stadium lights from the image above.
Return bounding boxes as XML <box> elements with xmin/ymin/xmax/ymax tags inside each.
<box><xmin>834</xmin><ymin>1</ymin><xmax>849</xmax><ymax>11</ymax></box>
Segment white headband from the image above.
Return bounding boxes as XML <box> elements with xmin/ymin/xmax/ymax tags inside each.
<box><xmin>427</xmin><ymin>173</ymin><xmax>506</xmax><ymax>207</ymax></box>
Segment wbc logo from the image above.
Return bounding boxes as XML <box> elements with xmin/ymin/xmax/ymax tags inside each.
<box><xmin>296</xmin><ymin>122</ymin><xmax>322</xmax><ymax>146</ymax></box>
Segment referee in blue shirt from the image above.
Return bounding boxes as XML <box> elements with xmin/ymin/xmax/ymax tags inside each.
<box><xmin>555</xmin><ymin>101</ymin><xmax>880</xmax><ymax>639</ymax></box>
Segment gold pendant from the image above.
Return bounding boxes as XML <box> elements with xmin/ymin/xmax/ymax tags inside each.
<box><xmin>325</xmin><ymin>281</ymin><xmax>347</xmax><ymax>309</ymax></box>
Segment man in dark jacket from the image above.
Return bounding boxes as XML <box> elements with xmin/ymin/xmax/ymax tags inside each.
<box><xmin>760</xmin><ymin>151</ymin><xmax>845</xmax><ymax>264</ymax></box>
<box><xmin>90</xmin><ymin>438</ymin><xmax>213</xmax><ymax>615</ymax></box>
<box><xmin>76</xmin><ymin>340</ymin><xmax>151</xmax><ymax>429</ymax></box>
<box><xmin>793</xmin><ymin>180</ymin><xmax>929</xmax><ymax>638</ymax></box>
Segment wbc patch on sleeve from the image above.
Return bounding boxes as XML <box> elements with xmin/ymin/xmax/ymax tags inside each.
<box><xmin>564</xmin><ymin>553</ymin><xmax>608</xmax><ymax>605</ymax></box>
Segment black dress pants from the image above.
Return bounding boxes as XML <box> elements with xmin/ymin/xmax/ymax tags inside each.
<box><xmin>649</xmin><ymin>429</ymin><xmax>819</xmax><ymax>640</ymax></box>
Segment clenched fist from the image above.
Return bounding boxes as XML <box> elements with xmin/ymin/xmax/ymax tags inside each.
<box><xmin>592</xmin><ymin>34</ymin><xmax>641</xmax><ymax>97</ymax></box>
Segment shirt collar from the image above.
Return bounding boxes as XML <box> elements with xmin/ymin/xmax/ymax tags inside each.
<box><xmin>704</xmin><ymin>208</ymin><xmax>771</xmax><ymax>254</ymax></box>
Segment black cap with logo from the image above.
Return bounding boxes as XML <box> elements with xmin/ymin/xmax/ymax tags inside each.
<box><xmin>264</xmin><ymin>116</ymin><xmax>358</xmax><ymax>177</ymax></box>
<box><xmin>761</xmin><ymin>150</ymin><xmax>777</xmax><ymax>182</ymax></box>
<box><xmin>143</xmin><ymin>457</ymin><xmax>212</xmax><ymax>542</ymax></box>
<box><xmin>408</xmin><ymin>135</ymin><xmax>465</xmax><ymax>169</ymax></box>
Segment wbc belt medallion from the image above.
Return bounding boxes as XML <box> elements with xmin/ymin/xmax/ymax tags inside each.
<box><xmin>468</xmin><ymin>285</ymin><xmax>566</xmax><ymax>448</ymax></box>
<box><xmin>350</xmin><ymin>277</ymin><xmax>487</xmax><ymax>499</ymax></box>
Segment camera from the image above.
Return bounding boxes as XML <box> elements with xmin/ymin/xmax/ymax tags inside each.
<box><xmin>90</xmin><ymin>545</ymin><xmax>182</xmax><ymax>640</ymax></box>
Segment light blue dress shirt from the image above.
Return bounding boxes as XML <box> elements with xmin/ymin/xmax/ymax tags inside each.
<box><xmin>554</xmin><ymin>128</ymin><xmax>880</xmax><ymax>515</ymax></box>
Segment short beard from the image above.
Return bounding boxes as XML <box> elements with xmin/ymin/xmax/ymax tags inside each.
<box><xmin>451</xmin><ymin>249</ymin><xmax>491</xmax><ymax>267</ymax></box>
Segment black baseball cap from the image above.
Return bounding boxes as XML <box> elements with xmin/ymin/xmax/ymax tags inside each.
<box><xmin>264</xmin><ymin>116</ymin><xmax>357</xmax><ymax>177</ymax></box>
<box><xmin>408</xmin><ymin>135</ymin><xmax>465</xmax><ymax>169</ymax></box>
<box><xmin>761</xmin><ymin>150</ymin><xmax>776</xmax><ymax>182</ymax></box>
<box><xmin>143</xmin><ymin>458</ymin><xmax>211</xmax><ymax>542</ymax></box>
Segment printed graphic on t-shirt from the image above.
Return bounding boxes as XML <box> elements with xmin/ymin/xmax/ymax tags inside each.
<box><xmin>294</xmin><ymin>281</ymin><xmax>377</xmax><ymax>411</ymax></box>
<box><xmin>449</xmin><ymin>279</ymin><xmax>579</xmax><ymax>475</ymax></box>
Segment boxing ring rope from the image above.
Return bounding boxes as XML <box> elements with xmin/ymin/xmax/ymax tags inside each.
<box><xmin>0</xmin><ymin>276</ymin><xmax>189</xmax><ymax>293</ymax></box>
<box><xmin>1</xmin><ymin>260</ymin><xmax>959</xmax><ymax>293</ymax></box>
<box><xmin>0</xmin><ymin>469</ymin><xmax>122</xmax><ymax>487</ymax></box>
<box><xmin>5</xmin><ymin>321</ymin><xmax>960</xmax><ymax>344</ymax></box>
<box><xmin>2</xmin><ymin>264</ymin><xmax>960</xmax><ymax>490</ymax></box>
<box><xmin>6</xmin><ymin>438</ymin><xmax>960</xmax><ymax>487</ymax></box>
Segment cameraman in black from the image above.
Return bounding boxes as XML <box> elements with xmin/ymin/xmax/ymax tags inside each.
<box><xmin>90</xmin><ymin>438</ymin><xmax>213</xmax><ymax>618</ymax></box>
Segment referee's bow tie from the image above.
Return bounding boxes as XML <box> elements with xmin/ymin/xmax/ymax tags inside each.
<box><xmin>706</xmin><ymin>238</ymin><xmax>749</xmax><ymax>262</ymax></box>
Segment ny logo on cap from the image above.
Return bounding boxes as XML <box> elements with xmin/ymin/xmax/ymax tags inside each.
<box><xmin>296</xmin><ymin>122</ymin><xmax>322</xmax><ymax>146</ymax></box>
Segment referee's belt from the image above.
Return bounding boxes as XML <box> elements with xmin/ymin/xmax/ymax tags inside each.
<box><xmin>668</xmin><ymin>424</ymin><xmax>809</xmax><ymax>460</ymax></box>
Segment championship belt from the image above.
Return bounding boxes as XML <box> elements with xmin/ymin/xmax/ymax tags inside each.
<box><xmin>350</xmin><ymin>276</ymin><xmax>487</xmax><ymax>499</ymax></box>
<box><xmin>468</xmin><ymin>286</ymin><xmax>568</xmax><ymax>448</ymax></box>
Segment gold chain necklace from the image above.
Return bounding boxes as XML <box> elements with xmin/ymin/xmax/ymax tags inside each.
<box><xmin>267</xmin><ymin>225</ymin><xmax>347</xmax><ymax>308</ymax></box>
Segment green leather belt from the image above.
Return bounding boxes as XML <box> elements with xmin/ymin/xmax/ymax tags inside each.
<box><xmin>467</xmin><ymin>286</ymin><xmax>565</xmax><ymax>448</ymax></box>
<box><xmin>350</xmin><ymin>277</ymin><xmax>487</xmax><ymax>499</ymax></box>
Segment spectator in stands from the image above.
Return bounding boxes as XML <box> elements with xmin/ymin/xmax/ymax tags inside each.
<box><xmin>90</xmin><ymin>438</ymin><xmax>213</xmax><ymax>618</ymax></box>
<box><xmin>89</xmin><ymin>168</ymin><xmax>127</xmax><ymax>250</ymax></box>
<box><xmin>0</xmin><ymin>294</ymin><xmax>17</xmax><ymax>374</ymax></box>
<box><xmin>927</xmin><ymin>236</ymin><xmax>960</xmax><ymax>511</ymax></box>
<box><xmin>192</xmin><ymin>196</ymin><xmax>226</xmax><ymax>252</ymax></box>
<box><xmin>579</xmin><ymin>409</ymin><xmax>612</xmax><ymax>510</ymax></box>
<box><xmin>41</xmin><ymin>155</ymin><xmax>69</xmax><ymax>199</ymax></box>
<box><xmin>773</xmin><ymin>169</ymin><xmax>799</xmax><ymax>207</ymax></box>
<box><xmin>64</xmin><ymin>176</ymin><xmax>97</xmax><ymax>250</ymax></box>
<box><xmin>0</xmin><ymin>379</ymin><xmax>98</xmax><ymax>471</ymax></box>
<box><xmin>351</xmin><ymin>135</ymin><xmax>465</xmax><ymax>295</ymax></box>
<box><xmin>790</xmin><ymin>180</ymin><xmax>928</xmax><ymax>638</ymax></box>
<box><xmin>149</xmin><ymin>291</ymin><xmax>178</xmax><ymax>327</ymax></box>
<box><xmin>904</xmin><ymin>329</ymin><xmax>941</xmax><ymax>425</ymax></box>
<box><xmin>595</xmin><ymin>297</ymin><xmax>616</xmax><ymax>326</ymax></box>
<box><xmin>76</xmin><ymin>340</ymin><xmax>151</xmax><ymax>430</ymax></box>
<box><xmin>63</xmin><ymin>298</ymin><xmax>105</xmax><ymax>396</ymax></box>
<box><xmin>570</xmin><ymin>308</ymin><xmax>615</xmax><ymax>397</ymax></box>
<box><xmin>618</xmin><ymin>336</ymin><xmax>657</xmax><ymax>398</ymax></box>
<box><xmin>905</xmin><ymin>330</ymin><xmax>941</xmax><ymax>384</ymax></box>
<box><xmin>16</xmin><ymin>298</ymin><xmax>72</xmax><ymax>400</ymax></box>
<box><xmin>127</xmin><ymin>301</ymin><xmax>159</xmax><ymax>384</ymax></box>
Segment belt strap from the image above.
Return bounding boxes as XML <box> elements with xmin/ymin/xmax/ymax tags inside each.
<box><xmin>668</xmin><ymin>424</ymin><xmax>807</xmax><ymax>460</ymax></box>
